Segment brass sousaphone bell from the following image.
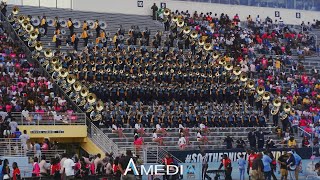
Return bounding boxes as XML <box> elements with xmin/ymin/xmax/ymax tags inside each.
<box><xmin>29</xmin><ymin>30</ymin><xmax>39</xmax><ymax>40</ymax></box>
<box><xmin>12</xmin><ymin>6</ymin><xmax>19</xmax><ymax>15</ymax></box>
<box><xmin>233</xmin><ymin>67</ymin><xmax>241</xmax><ymax>76</ymax></box>
<box><xmin>262</xmin><ymin>91</ymin><xmax>271</xmax><ymax>100</ymax></box>
<box><xmin>96</xmin><ymin>100</ymin><xmax>104</xmax><ymax>111</ymax></box>
<box><xmin>80</xmin><ymin>87</ymin><xmax>89</xmax><ymax>97</ymax></box>
<box><xmin>35</xmin><ymin>42</ymin><xmax>43</xmax><ymax>51</ymax></box>
<box><xmin>225</xmin><ymin>63</ymin><xmax>233</xmax><ymax>71</ymax></box>
<box><xmin>67</xmin><ymin>74</ymin><xmax>76</xmax><ymax>84</ymax></box>
<box><xmin>273</xmin><ymin>98</ymin><xmax>282</xmax><ymax>107</ymax></box>
<box><xmin>183</xmin><ymin>26</ymin><xmax>191</xmax><ymax>34</ymax></box>
<box><xmin>283</xmin><ymin>103</ymin><xmax>291</xmax><ymax>113</ymax></box>
<box><xmin>44</xmin><ymin>49</ymin><xmax>53</xmax><ymax>58</ymax></box>
<box><xmin>73</xmin><ymin>81</ymin><xmax>82</xmax><ymax>92</ymax></box>
<box><xmin>190</xmin><ymin>30</ymin><xmax>198</xmax><ymax>39</ymax></box>
<box><xmin>247</xmin><ymin>80</ymin><xmax>254</xmax><ymax>89</ymax></box>
<box><xmin>164</xmin><ymin>8</ymin><xmax>171</xmax><ymax>16</ymax></box>
<box><xmin>177</xmin><ymin>19</ymin><xmax>184</xmax><ymax>27</ymax></box>
<box><xmin>240</xmin><ymin>73</ymin><xmax>248</xmax><ymax>82</ymax></box>
<box><xmin>204</xmin><ymin>43</ymin><xmax>212</xmax><ymax>51</ymax></box>
<box><xmin>87</xmin><ymin>93</ymin><xmax>97</xmax><ymax>104</ymax></box>
<box><xmin>59</xmin><ymin>68</ymin><xmax>69</xmax><ymax>78</ymax></box>
<box><xmin>271</xmin><ymin>107</ymin><xmax>279</xmax><ymax>115</ymax></box>
<box><xmin>256</xmin><ymin>85</ymin><xmax>265</xmax><ymax>95</ymax></box>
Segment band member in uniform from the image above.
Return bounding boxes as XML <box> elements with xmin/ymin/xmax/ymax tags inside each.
<box><xmin>95</xmin><ymin>20</ymin><xmax>101</xmax><ymax>38</ymax></box>
<box><xmin>81</xmin><ymin>28</ymin><xmax>89</xmax><ymax>46</ymax></box>
<box><xmin>40</xmin><ymin>16</ymin><xmax>47</xmax><ymax>36</ymax></box>
<box><xmin>67</xmin><ymin>18</ymin><xmax>74</xmax><ymax>37</ymax></box>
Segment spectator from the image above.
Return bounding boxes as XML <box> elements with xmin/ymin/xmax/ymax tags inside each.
<box><xmin>0</xmin><ymin>159</ymin><xmax>3</xmax><ymax>180</ymax></box>
<box><xmin>247</xmin><ymin>150</ymin><xmax>257</xmax><ymax>179</ymax></box>
<box><xmin>32</xmin><ymin>157</ymin><xmax>40</xmax><ymax>177</ymax></box>
<box><xmin>118</xmin><ymin>150</ymin><xmax>136</xmax><ymax>180</ymax></box>
<box><xmin>178</xmin><ymin>134</ymin><xmax>187</xmax><ymax>150</ymax></box>
<box><xmin>39</xmin><ymin>155</ymin><xmax>50</xmax><ymax>177</ymax></box>
<box><xmin>50</xmin><ymin>157</ymin><xmax>61</xmax><ymax>180</ymax></box>
<box><xmin>218</xmin><ymin>154</ymin><xmax>232</xmax><ymax>180</ymax></box>
<box><xmin>63</xmin><ymin>154</ymin><xmax>75</xmax><ymax>179</ymax></box>
<box><xmin>224</xmin><ymin>136</ymin><xmax>234</xmax><ymax>149</ymax></box>
<box><xmin>12</xmin><ymin>162</ymin><xmax>20</xmax><ymax>180</ymax></box>
<box><xmin>34</xmin><ymin>141</ymin><xmax>41</xmax><ymax>159</ymax></box>
<box><xmin>94</xmin><ymin>153</ymin><xmax>103</xmax><ymax>174</ymax></box>
<box><xmin>19</xmin><ymin>130</ymin><xmax>30</xmax><ymax>152</ymax></box>
<box><xmin>236</xmin><ymin>137</ymin><xmax>246</xmax><ymax>148</ymax></box>
<box><xmin>2</xmin><ymin>159</ymin><xmax>10</xmax><ymax>180</ymax></box>
<box><xmin>152</xmin><ymin>129</ymin><xmax>164</xmax><ymax>146</ymax></box>
<box><xmin>237</xmin><ymin>154</ymin><xmax>246</xmax><ymax>180</ymax></box>
<box><xmin>278</xmin><ymin>152</ymin><xmax>288</xmax><ymax>180</ymax></box>
<box><xmin>302</xmin><ymin>136</ymin><xmax>311</xmax><ymax>147</ymax></box>
<box><xmin>251</xmin><ymin>153</ymin><xmax>264</xmax><ymax>180</ymax></box>
<box><xmin>262</xmin><ymin>151</ymin><xmax>273</xmax><ymax>180</ymax></box>
<box><xmin>287</xmin><ymin>136</ymin><xmax>297</xmax><ymax>148</ymax></box>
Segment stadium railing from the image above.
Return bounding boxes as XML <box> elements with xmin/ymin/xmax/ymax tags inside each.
<box><xmin>88</xmin><ymin>123</ymin><xmax>120</xmax><ymax>157</ymax></box>
<box><xmin>5</xmin><ymin>0</ymin><xmax>72</xmax><ymax>9</ymax></box>
<box><xmin>11</xmin><ymin>112</ymin><xmax>86</xmax><ymax>125</ymax></box>
<box><xmin>0</xmin><ymin>138</ymin><xmax>24</xmax><ymax>156</ymax></box>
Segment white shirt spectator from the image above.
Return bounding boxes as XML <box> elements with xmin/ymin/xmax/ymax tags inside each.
<box><xmin>135</xmin><ymin>123</ymin><xmax>141</xmax><ymax>130</ymax></box>
<box><xmin>39</xmin><ymin>159</ymin><xmax>50</xmax><ymax>174</ymax></box>
<box><xmin>199</xmin><ymin>123</ymin><xmax>206</xmax><ymax>129</ymax></box>
<box><xmin>153</xmin><ymin>133</ymin><xmax>158</xmax><ymax>139</ymax></box>
<box><xmin>9</xmin><ymin>121</ymin><xmax>18</xmax><ymax>133</ymax></box>
<box><xmin>22</xmin><ymin>109</ymin><xmax>29</xmax><ymax>118</ymax></box>
<box><xmin>63</xmin><ymin>158</ymin><xmax>75</xmax><ymax>176</ymax></box>
<box><xmin>197</xmin><ymin>132</ymin><xmax>202</xmax><ymax>139</ymax></box>
<box><xmin>112</xmin><ymin>124</ymin><xmax>118</xmax><ymax>130</ymax></box>
<box><xmin>156</xmin><ymin>124</ymin><xmax>161</xmax><ymax>130</ymax></box>
<box><xmin>178</xmin><ymin>136</ymin><xmax>187</xmax><ymax>146</ymax></box>
<box><xmin>19</xmin><ymin>133</ymin><xmax>30</xmax><ymax>148</ymax></box>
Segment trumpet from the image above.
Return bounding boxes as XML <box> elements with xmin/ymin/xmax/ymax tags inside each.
<box><xmin>256</xmin><ymin>85</ymin><xmax>265</xmax><ymax>95</ymax></box>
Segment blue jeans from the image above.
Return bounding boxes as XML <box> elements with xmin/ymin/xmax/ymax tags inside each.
<box><xmin>239</xmin><ymin>168</ymin><xmax>245</xmax><ymax>180</ymax></box>
<box><xmin>264</xmin><ymin>171</ymin><xmax>272</xmax><ymax>180</ymax></box>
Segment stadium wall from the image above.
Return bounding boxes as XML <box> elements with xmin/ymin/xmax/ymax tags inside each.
<box><xmin>72</xmin><ymin>0</ymin><xmax>317</xmax><ymax>25</ymax></box>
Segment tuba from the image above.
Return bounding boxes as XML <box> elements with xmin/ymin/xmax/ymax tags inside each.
<box><xmin>73</xmin><ymin>19</ymin><xmax>81</xmax><ymax>28</ymax></box>
<box><xmin>80</xmin><ymin>87</ymin><xmax>89</xmax><ymax>97</ymax></box>
<box><xmin>204</xmin><ymin>43</ymin><xmax>212</xmax><ymax>51</ymax></box>
<box><xmin>247</xmin><ymin>80</ymin><xmax>254</xmax><ymax>89</ymax></box>
<box><xmin>73</xmin><ymin>81</ymin><xmax>82</xmax><ymax>92</ymax></box>
<box><xmin>87</xmin><ymin>93</ymin><xmax>97</xmax><ymax>104</ymax></box>
<box><xmin>256</xmin><ymin>85</ymin><xmax>265</xmax><ymax>95</ymax></box>
<box><xmin>262</xmin><ymin>91</ymin><xmax>271</xmax><ymax>100</ymax></box>
<box><xmin>190</xmin><ymin>30</ymin><xmax>198</xmax><ymax>39</ymax></box>
<box><xmin>233</xmin><ymin>67</ymin><xmax>241</xmax><ymax>76</ymax></box>
<box><xmin>164</xmin><ymin>8</ymin><xmax>171</xmax><ymax>16</ymax></box>
<box><xmin>240</xmin><ymin>73</ymin><xmax>248</xmax><ymax>82</ymax></box>
<box><xmin>271</xmin><ymin>107</ymin><xmax>279</xmax><ymax>115</ymax></box>
<box><xmin>183</xmin><ymin>26</ymin><xmax>191</xmax><ymax>34</ymax></box>
<box><xmin>99</xmin><ymin>21</ymin><xmax>107</xmax><ymax>29</ymax></box>
<box><xmin>225</xmin><ymin>63</ymin><xmax>233</xmax><ymax>71</ymax></box>
<box><xmin>31</xmin><ymin>17</ymin><xmax>40</xmax><ymax>26</ymax></box>
<box><xmin>35</xmin><ymin>42</ymin><xmax>43</xmax><ymax>51</ymax></box>
<box><xmin>273</xmin><ymin>98</ymin><xmax>282</xmax><ymax>107</ymax></box>
<box><xmin>177</xmin><ymin>19</ymin><xmax>184</xmax><ymax>27</ymax></box>
<box><xmin>96</xmin><ymin>100</ymin><xmax>104</xmax><ymax>111</ymax></box>
<box><xmin>283</xmin><ymin>103</ymin><xmax>291</xmax><ymax>113</ymax></box>
<box><xmin>59</xmin><ymin>68</ymin><xmax>69</xmax><ymax>78</ymax></box>
<box><xmin>29</xmin><ymin>30</ymin><xmax>39</xmax><ymax>40</ymax></box>
<box><xmin>12</xmin><ymin>6</ymin><xmax>19</xmax><ymax>15</ymax></box>
<box><xmin>67</xmin><ymin>74</ymin><xmax>76</xmax><ymax>84</ymax></box>
<box><xmin>44</xmin><ymin>49</ymin><xmax>53</xmax><ymax>58</ymax></box>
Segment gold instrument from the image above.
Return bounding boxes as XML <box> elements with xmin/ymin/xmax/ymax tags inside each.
<box><xmin>35</xmin><ymin>42</ymin><xmax>43</xmax><ymax>51</ymax></box>
<box><xmin>25</xmin><ymin>24</ymin><xmax>34</xmax><ymax>33</ymax></box>
<box><xmin>183</xmin><ymin>26</ymin><xmax>191</xmax><ymax>34</ymax></box>
<box><xmin>53</xmin><ymin>63</ymin><xmax>62</xmax><ymax>72</ymax></box>
<box><xmin>225</xmin><ymin>63</ymin><xmax>233</xmax><ymax>71</ymax></box>
<box><xmin>18</xmin><ymin>15</ymin><xmax>25</xmax><ymax>23</ymax></box>
<box><xmin>59</xmin><ymin>68</ymin><xmax>68</xmax><ymax>78</ymax></box>
<box><xmin>51</xmin><ymin>56</ymin><xmax>59</xmax><ymax>64</ymax></box>
<box><xmin>172</xmin><ymin>15</ymin><xmax>178</xmax><ymax>22</ymax></box>
<box><xmin>177</xmin><ymin>19</ymin><xmax>184</xmax><ymax>27</ymax></box>
<box><xmin>255</xmin><ymin>95</ymin><xmax>262</xmax><ymax>102</ymax></box>
<box><xmin>12</xmin><ymin>6</ymin><xmax>19</xmax><ymax>15</ymax></box>
<box><xmin>164</xmin><ymin>8</ymin><xmax>171</xmax><ymax>16</ymax></box>
<box><xmin>73</xmin><ymin>81</ymin><xmax>82</xmax><ymax>91</ymax></box>
<box><xmin>271</xmin><ymin>107</ymin><xmax>279</xmax><ymax>115</ymax></box>
<box><xmin>233</xmin><ymin>67</ymin><xmax>241</xmax><ymax>75</ymax></box>
<box><xmin>204</xmin><ymin>43</ymin><xmax>212</xmax><ymax>51</ymax></box>
<box><xmin>273</xmin><ymin>98</ymin><xmax>282</xmax><ymax>107</ymax></box>
<box><xmin>280</xmin><ymin>112</ymin><xmax>288</xmax><ymax>120</ymax></box>
<box><xmin>96</xmin><ymin>100</ymin><xmax>104</xmax><ymax>111</ymax></box>
<box><xmin>199</xmin><ymin>39</ymin><xmax>205</xmax><ymax>46</ymax></box>
<box><xmin>80</xmin><ymin>87</ymin><xmax>89</xmax><ymax>97</ymax></box>
<box><xmin>67</xmin><ymin>74</ymin><xmax>76</xmax><ymax>84</ymax></box>
<box><xmin>262</xmin><ymin>91</ymin><xmax>271</xmax><ymax>100</ymax></box>
<box><xmin>87</xmin><ymin>93</ymin><xmax>97</xmax><ymax>104</ymax></box>
<box><xmin>240</xmin><ymin>73</ymin><xmax>248</xmax><ymax>82</ymax></box>
<box><xmin>283</xmin><ymin>103</ymin><xmax>291</xmax><ymax>113</ymax></box>
<box><xmin>44</xmin><ymin>49</ymin><xmax>53</xmax><ymax>58</ymax></box>
<box><xmin>190</xmin><ymin>30</ymin><xmax>198</xmax><ymax>38</ymax></box>
<box><xmin>256</xmin><ymin>85</ymin><xmax>265</xmax><ymax>95</ymax></box>
<box><xmin>29</xmin><ymin>30</ymin><xmax>39</xmax><ymax>40</ymax></box>
<box><xmin>51</xmin><ymin>71</ymin><xmax>59</xmax><ymax>81</ymax></box>
<box><xmin>247</xmin><ymin>80</ymin><xmax>254</xmax><ymax>89</ymax></box>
